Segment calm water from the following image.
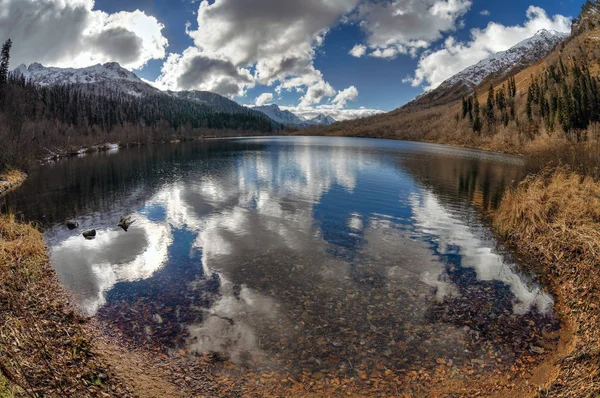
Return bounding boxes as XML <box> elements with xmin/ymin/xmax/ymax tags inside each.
<box><xmin>4</xmin><ymin>136</ymin><xmax>556</xmax><ymax>375</ymax></box>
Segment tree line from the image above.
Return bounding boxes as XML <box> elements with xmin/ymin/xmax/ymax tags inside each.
<box><xmin>459</xmin><ymin>55</ymin><xmax>600</xmax><ymax>141</ymax></box>
<box><xmin>0</xmin><ymin>39</ymin><xmax>280</xmax><ymax>171</ymax></box>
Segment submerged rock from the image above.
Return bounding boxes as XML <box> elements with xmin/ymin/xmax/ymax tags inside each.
<box><xmin>66</xmin><ymin>220</ymin><xmax>78</xmax><ymax>230</ymax></box>
<box><xmin>118</xmin><ymin>216</ymin><xmax>135</xmax><ymax>232</ymax></box>
<box><xmin>83</xmin><ymin>229</ymin><xmax>96</xmax><ymax>240</ymax></box>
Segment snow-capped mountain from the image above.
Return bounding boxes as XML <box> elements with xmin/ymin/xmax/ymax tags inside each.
<box><xmin>253</xmin><ymin>104</ymin><xmax>336</xmax><ymax>127</ymax></box>
<box><xmin>253</xmin><ymin>104</ymin><xmax>306</xmax><ymax>125</ymax></box>
<box><xmin>411</xmin><ymin>29</ymin><xmax>568</xmax><ymax>107</ymax></box>
<box><xmin>13</xmin><ymin>62</ymin><xmax>141</xmax><ymax>86</ymax></box>
<box><xmin>308</xmin><ymin>114</ymin><xmax>336</xmax><ymax>126</ymax></box>
<box><xmin>12</xmin><ymin>62</ymin><xmax>273</xmax><ymax>120</ymax></box>
<box><xmin>12</xmin><ymin>62</ymin><xmax>158</xmax><ymax>97</ymax></box>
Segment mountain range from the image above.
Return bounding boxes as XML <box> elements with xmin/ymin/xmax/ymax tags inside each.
<box><xmin>252</xmin><ymin>104</ymin><xmax>336</xmax><ymax>127</ymax></box>
<box><xmin>11</xmin><ymin>28</ymin><xmax>567</xmax><ymax>130</ymax></box>
<box><xmin>12</xmin><ymin>63</ymin><xmax>335</xmax><ymax>127</ymax></box>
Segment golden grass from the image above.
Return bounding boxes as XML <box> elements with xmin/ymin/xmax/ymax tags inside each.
<box><xmin>493</xmin><ymin>168</ymin><xmax>600</xmax><ymax>396</ymax></box>
<box><xmin>0</xmin><ymin>214</ymin><xmax>129</xmax><ymax>397</ymax></box>
<box><xmin>0</xmin><ymin>170</ymin><xmax>26</xmax><ymax>197</ymax></box>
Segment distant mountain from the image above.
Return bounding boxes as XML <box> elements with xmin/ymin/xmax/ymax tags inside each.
<box><xmin>13</xmin><ymin>62</ymin><xmax>158</xmax><ymax>97</ymax></box>
<box><xmin>253</xmin><ymin>104</ymin><xmax>336</xmax><ymax>127</ymax></box>
<box><xmin>308</xmin><ymin>113</ymin><xmax>336</xmax><ymax>126</ymax></box>
<box><xmin>12</xmin><ymin>62</ymin><xmax>278</xmax><ymax>123</ymax></box>
<box><xmin>410</xmin><ymin>29</ymin><xmax>568</xmax><ymax>107</ymax></box>
<box><xmin>253</xmin><ymin>104</ymin><xmax>307</xmax><ymax>125</ymax></box>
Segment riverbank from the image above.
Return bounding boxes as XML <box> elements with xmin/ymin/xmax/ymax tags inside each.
<box><xmin>0</xmin><ymin>214</ymin><xmax>132</xmax><ymax>397</ymax></box>
<box><xmin>0</xmin><ymin>171</ymin><xmax>26</xmax><ymax>197</ymax></box>
<box><xmin>494</xmin><ymin>167</ymin><xmax>600</xmax><ymax>396</ymax></box>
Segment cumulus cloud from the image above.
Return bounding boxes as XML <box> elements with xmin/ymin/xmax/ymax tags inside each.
<box><xmin>155</xmin><ymin>48</ymin><xmax>253</xmax><ymax>96</ymax></box>
<box><xmin>299</xmin><ymin>80</ymin><xmax>337</xmax><ymax>107</ymax></box>
<box><xmin>155</xmin><ymin>0</ymin><xmax>360</xmax><ymax>97</ymax></box>
<box><xmin>407</xmin><ymin>6</ymin><xmax>571</xmax><ymax>90</ymax></box>
<box><xmin>351</xmin><ymin>0</ymin><xmax>472</xmax><ymax>59</ymax></box>
<box><xmin>480</xmin><ymin>9</ymin><xmax>491</xmax><ymax>16</ymax></box>
<box><xmin>349</xmin><ymin>44</ymin><xmax>367</xmax><ymax>58</ymax></box>
<box><xmin>284</xmin><ymin>84</ymin><xmax>380</xmax><ymax>121</ymax></box>
<box><xmin>332</xmin><ymin>86</ymin><xmax>359</xmax><ymax>107</ymax></box>
<box><xmin>0</xmin><ymin>0</ymin><xmax>168</xmax><ymax>70</ymax></box>
<box><xmin>254</xmin><ymin>92</ymin><xmax>274</xmax><ymax>106</ymax></box>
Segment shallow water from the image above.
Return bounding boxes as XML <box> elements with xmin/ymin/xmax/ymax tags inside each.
<box><xmin>4</xmin><ymin>136</ymin><xmax>557</xmax><ymax>375</ymax></box>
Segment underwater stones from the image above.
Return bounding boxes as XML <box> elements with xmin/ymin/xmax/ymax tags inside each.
<box><xmin>83</xmin><ymin>229</ymin><xmax>96</xmax><ymax>240</ymax></box>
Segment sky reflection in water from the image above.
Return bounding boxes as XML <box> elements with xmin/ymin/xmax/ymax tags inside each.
<box><xmin>9</xmin><ymin>137</ymin><xmax>555</xmax><ymax>374</ymax></box>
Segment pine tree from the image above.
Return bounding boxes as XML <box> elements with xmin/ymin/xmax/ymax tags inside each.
<box><xmin>0</xmin><ymin>38</ymin><xmax>12</xmax><ymax>86</ymax></box>
<box><xmin>472</xmin><ymin>95</ymin><xmax>482</xmax><ymax>134</ymax></box>
<box><xmin>485</xmin><ymin>84</ymin><xmax>495</xmax><ymax>125</ymax></box>
<box><xmin>526</xmin><ymin>85</ymin><xmax>533</xmax><ymax>121</ymax></box>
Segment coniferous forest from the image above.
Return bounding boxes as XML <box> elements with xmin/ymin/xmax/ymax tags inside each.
<box><xmin>0</xmin><ymin>40</ymin><xmax>279</xmax><ymax>170</ymax></box>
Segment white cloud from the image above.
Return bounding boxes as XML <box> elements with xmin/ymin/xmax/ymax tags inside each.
<box><xmin>155</xmin><ymin>0</ymin><xmax>360</xmax><ymax>98</ymax></box>
<box><xmin>299</xmin><ymin>80</ymin><xmax>337</xmax><ymax>107</ymax></box>
<box><xmin>0</xmin><ymin>0</ymin><xmax>168</xmax><ymax>70</ymax></box>
<box><xmin>480</xmin><ymin>9</ymin><xmax>491</xmax><ymax>16</ymax></box>
<box><xmin>352</xmin><ymin>0</ymin><xmax>472</xmax><ymax>60</ymax></box>
<box><xmin>254</xmin><ymin>92</ymin><xmax>274</xmax><ymax>106</ymax></box>
<box><xmin>349</xmin><ymin>44</ymin><xmax>367</xmax><ymax>58</ymax></box>
<box><xmin>409</xmin><ymin>6</ymin><xmax>571</xmax><ymax>90</ymax></box>
<box><xmin>332</xmin><ymin>85</ymin><xmax>359</xmax><ymax>107</ymax></box>
<box><xmin>154</xmin><ymin>48</ymin><xmax>253</xmax><ymax>96</ymax></box>
<box><xmin>284</xmin><ymin>85</ymin><xmax>381</xmax><ymax>121</ymax></box>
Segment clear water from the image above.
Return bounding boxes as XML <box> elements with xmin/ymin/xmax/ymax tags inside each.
<box><xmin>3</xmin><ymin>136</ymin><xmax>556</xmax><ymax>376</ymax></box>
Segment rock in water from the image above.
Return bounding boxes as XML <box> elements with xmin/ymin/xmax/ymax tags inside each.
<box><xmin>66</xmin><ymin>220</ymin><xmax>78</xmax><ymax>230</ymax></box>
<box><xmin>118</xmin><ymin>216</ymin><xmax>135</xmax><ymax>231</ymax></box>
<box><xmin>83</xmin><ymin>229</ymin><xmax>96</xmax><ymax>240</ymax></box>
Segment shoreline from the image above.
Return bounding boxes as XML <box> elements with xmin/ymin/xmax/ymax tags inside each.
<box><xmin>0</xmin><ymin>139</ymin><xmax>592</xmax><ymax>396</ymax></box>
<box><xmin>0</xmin><ymin>170</ymin><xmax>27</xmax><ymax>198</ymax></box>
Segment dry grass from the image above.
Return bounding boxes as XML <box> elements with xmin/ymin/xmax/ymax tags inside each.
<box><xmin>0</xmin><ymin>214</ymin><xmax>130</xmax><ymax>397</ymax></box>
<box><xmin>524</xmin><ymin>140</ymin><xmax>600</xmax><ymax>179</ymax></box>
<box><xmin>493</xmin><ymin>168</ymin><xmax>600</xmax><ymax>396</ymax></box>
<box><xmin>0</xmin><ymin>170</ymin><xmax>26</xmax><ymax>197</ymax></box>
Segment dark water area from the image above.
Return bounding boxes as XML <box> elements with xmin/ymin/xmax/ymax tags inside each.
<box><xmin>3</xmin><ymin>136</ymin><xmax>557</xmax><ymax>376</ymax></box>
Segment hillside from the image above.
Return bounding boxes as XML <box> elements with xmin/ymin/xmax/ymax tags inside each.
<box><xmin>409</xmin><ymin>29</ymin><xmax>567</xmax><ymax>108</ymax></box>
<box><xmin>311</xmin><ymin>1</ymin><xmax>600</xmax><ymax>153</ymax></box>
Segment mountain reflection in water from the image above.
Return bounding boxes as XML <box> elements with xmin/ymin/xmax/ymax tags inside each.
<box><xmin>3</xmin><ymin>136</ymin><xmax>556</xmax><ymax>375</ymax></box>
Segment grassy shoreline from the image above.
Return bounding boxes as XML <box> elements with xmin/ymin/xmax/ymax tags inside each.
<box><xmin>1</xmin><ymin>142</ymin><xmax>598</xmax><ymax>396</ymax></box>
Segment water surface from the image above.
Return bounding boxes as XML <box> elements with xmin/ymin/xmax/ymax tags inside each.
<box><xmin>4</xmin><ymin>136</ymin><xmax>556</xmax><ymax>376</ymax></box>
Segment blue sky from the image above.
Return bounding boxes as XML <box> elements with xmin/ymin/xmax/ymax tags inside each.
<box><xmin>1</xmin><ymin>0</ymin><xmax>583</xmax><ymax>119</ymax></box>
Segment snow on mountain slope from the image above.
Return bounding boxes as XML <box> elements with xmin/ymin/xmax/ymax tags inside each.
<box><xmin>13</xmin><ymin>62</ymin><xmax>160</xmax><ymax>97</ymax></box>
<box><xmin>14</xmin><ymin>62</ymin><xmax>140</xmax><ymax>86</ymax></box>
<box><xmin>308</xmin><ymin>114</ymin><xmax>336</xmax><ymax>126</ymax></box>
<box><xmin>11</xmin><ymin>62</ymin><xmax>334</xmax><ymax>126</ymax></box>
<box><xmin>253</xmin><ymin>104</ymin><xmax>307</xmax><ymax>125</ymax></box>
<box><xmin>252</xmin><ymin>105</ymin><xmax>336</xmax><ymax>127</ymax></box>
<box><xmin>410</xmin><ymin>29</ymin><xmax>568</xmax><ymax>107</ymax></box>
<box><xmin>12</xmin><ymin>62</ymin><xmax>270</xmax><ymax>120</ymax></box>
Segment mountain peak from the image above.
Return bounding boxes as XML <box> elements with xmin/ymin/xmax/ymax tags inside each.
<box><xmin>409</xmin><ymin>29</ymin><xmax>567</xmax><ymax>108</ymax></box>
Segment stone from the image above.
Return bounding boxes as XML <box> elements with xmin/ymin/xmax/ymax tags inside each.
<box><xmin>83</xmin><ymin>229</ymin><xmax>96</xmax><ymax>240</ymax></box>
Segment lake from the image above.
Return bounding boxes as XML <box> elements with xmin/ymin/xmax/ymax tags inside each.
<box><xmin>3</xmin><ymin>136</ymin><xmax>557</xmax><ymax>378</ymax></box>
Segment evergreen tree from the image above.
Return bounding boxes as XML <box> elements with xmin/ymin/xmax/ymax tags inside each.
<box><xmin>485</xmin><ymin>84</ymin><xmax>495</xmax><ymax>125</ymax></box>
<box><xmin>0</xmin><ymin>38</ymin><xmax>12</xmax><ymax>86</ymax></box>
<box><xmin>473</xmin><ymin>95</ymin><xmax>482</xmax><ymax>134</ymax></box>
